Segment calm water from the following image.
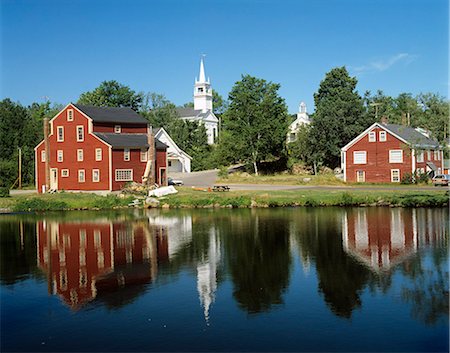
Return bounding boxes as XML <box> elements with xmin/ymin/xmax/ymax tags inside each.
<box><xmin>1</xmin><ymin>207</ymin><xmax>448</xmax><ymax>352</ymax></box>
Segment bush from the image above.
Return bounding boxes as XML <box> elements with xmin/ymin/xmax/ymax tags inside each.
<box><xmin>401</xmin><ymin>172</ymin><xmax>414</xmax><ymax>184</ymax></box>
<box><xmin>218</xmin><ymin>166</ymin><xmax>229</xmax><ymax>178</ymax></box>
<box><xmin>0</xmin><ymin>187</ymin><xmax>10</xmax><ymax>198</ymax></box>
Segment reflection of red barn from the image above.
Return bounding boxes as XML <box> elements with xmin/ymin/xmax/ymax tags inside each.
<box><xmin>342</xmin><ymin>208</ymin><xmax>417</xmax><ymax>271</ymax></box>
<box><xmin>35</xmin><ymin>104</ymin><xmax>168</xmax><ymax>193</ymax></box>
<box><xmin>37</xmin><ymin>221</ymin><xmax>114</xmax><ymax>309</ymax></box>
<box><xmin>37</xmin><ymin>219</ymin><xmax>169</xmax><ymax>309</ymax></box>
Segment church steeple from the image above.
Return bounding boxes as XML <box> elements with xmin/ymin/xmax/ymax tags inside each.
<box><xmin>194</xmin><ymin>56</ymin><xmax>213</xmax><ymax>112</ymax></box>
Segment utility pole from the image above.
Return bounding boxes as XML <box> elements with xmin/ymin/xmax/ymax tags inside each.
<box><xmin>370</xmin><ymin>102</ymin><xmax>382</xmax><ymax>121</ymax></box>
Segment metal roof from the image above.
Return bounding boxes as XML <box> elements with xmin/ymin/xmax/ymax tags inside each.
<box><xmin>94</xmin><ymin>133</ymin><xmax>167</xmax><ymax>149</ymax></box>
<box><xmin>382</xmin><ymin>124</ymin><xmax>440</xmax><ymax>148</ymax></box>
<box><xmin>176</xmin><ymin>107</ymin><xmax>202</xmax><ymax>118</ymax></box>
<box><xmin>74</xmin><ymin>104</ymin><xmax>148</xmax><ymax>124</ymax></box>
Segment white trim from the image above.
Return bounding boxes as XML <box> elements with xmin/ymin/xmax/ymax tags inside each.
<box><xmin>57</xmin><ymin>150</ymin><xmax>64</xmax><ymax>162</ymax></box>
<box><xmin>115</xmin><ymin>169</ymin><xmax>133</xmax><ymax>181</ymax></box>
<box><xmin>154</xmin><ymin>127</ymin><xmax>193</xmax><ymax>160</ymax></box>
<box><xmin>77</xmin><ymin>149</ymin><xmax>84</xmax><ymax>162</ymax></box>
<box><xmin>67</xmin><ymin>109</ymin><xmax>74</xmax><ymax>121</ymax></box>
<box><xmin>343</xmin><ymin>151</ymin><xmax>347</xmax><ymax>182</ymax></box>
<box><xmin>412</xmin><ymin>149</ymin><xmax>416</xmax><ymax>175</ymax></box>
<box><xmin>368</xmin><ymin>131</ymin><xmax>376</xmax><ymax>142</ymax></box>
<box><xmin>92</xmin><ymin>169</ymin><xmax>100</xmax><ymax>182</ymax></box>
<box><xmin>379</xmin><ymin>131</ymin><xmax>386</xmax><ymax>142</ymax></box>
<box><xmin>108</xmin><ymin>147</ymin><xmax>112</xmax><ymax>191</ymax></box>
<box><xmin>41</xmin><ymin>150</ymin><xmax>46</xmax><ymax>162</ymax></box>
<box><xmin>389</xmin><ymin>150</ymin><xmax>403</xmax><ymax>163</ymax></box>
<box><xmin>57</xmin><ymin>126</ymin><xmax>64</xmax><ymax>142</ymax></box>
<box><xmin>76</xmin><ymin>125</ymin><xmax>84</xmax><ymax>142</ymax></box>
<box><xmin>391</xmin><ymin>169</ymin><xmax>400</xmax><ymax>182</ymax></box>
<box><xmin>342</xmin><ymin>123</ymin><xmax>410</xmax><ymax>152</ymax></box>
<box><xmin>356</xmin><ymin>170</ymin><xmax>365</xmax><ymax>182</ymax></box>
<box><xmin>78</xmin><ymin>169</ymin><xmax>86</xmax><ymax>183</ymax></box>
<box><xmin>124</xmin><ymin>148</ymin><xmax>130</xmax><ymax>161</ymax></box>
<box><xmin>35</xmin><ymin>147</ymin><xmax>38</xmax><ymax>192</ymax></box>
<box><xmin>114</xmin><ymin>125</ymin><xmax>121</xmax><ymax>134</ymax></box>
<box><xmin>353</xmin><ymin>151</ymin><xmax>367</xmax><ymax>164</ymax></box>
<box><xmin>61</xmin><ymin>169</ymin><xmax>69</xmax><ymax>177</ymax></box>
<box><xmin>95</xmin><ymin>148</ymin><xmax>102</xmax><ymax>161</ymax></box>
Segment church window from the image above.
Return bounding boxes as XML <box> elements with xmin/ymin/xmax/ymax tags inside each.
<box><xmin>198</xmin><ymin>87</ymin><xmax>204</xmax><ymax>93</ymax></box>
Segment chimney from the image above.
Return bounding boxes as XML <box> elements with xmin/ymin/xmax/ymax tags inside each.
<box><xmin>381</xmin><ymin>116</ymin><xmax>388</xmax><ymax>125</ymax></box>
<box><xmin>44</xmin><ymin>118</ymin><xmax>50</xmax><ymax>192</ymax></box>
<box><xmin>147</xmin><ymin>124</ymin><xmax>156</xmax><ymax>185</ymax></box>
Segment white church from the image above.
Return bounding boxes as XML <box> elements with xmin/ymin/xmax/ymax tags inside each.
<box><xmin>176</xmin><ymin>58</ymin><xmax>219</xmax><ymax>145</ymax></box>
<box><xmin>288</xmin><ymin>101</ymin><xmax>310</xmax><ymax>142</ymax></box>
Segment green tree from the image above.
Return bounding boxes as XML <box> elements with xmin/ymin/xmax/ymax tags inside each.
<box><xmin>78</xmin><ymin>80</ymin><xmax>143</xmax><ymax>110</ymax></box>
<box><xmin>416</xmin><ymin>93</ymin><xmax>449</xmax><ymax>143</ymax></box>
<box><xmin>140</xmin><ymin>92</ymin><xmax>178</xmax><ymax>129</ymax></box>
<box><xmin>212</xmin><ymin>89</ymin><xmax>228</xmax><ymax>115</ymax></box>
<box><xmin>309</xmin><ymin>67</ymin><xmax>366</xmax><ymax>168</ymax></box>
<box><xmin>221</xmin><ymin>75</ymin><xmax>289</xmax><ymax>175</ymax></box>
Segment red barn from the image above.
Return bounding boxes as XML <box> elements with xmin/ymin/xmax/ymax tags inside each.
<box><xmin>35</xmin><ymin>104</ymin><xmax>168</xmax><ymax>193</ymax></box>
<box><xmin>341</xmin><ymin>122</ymin><xmax>444</xmax><ymax>183</ymax></box>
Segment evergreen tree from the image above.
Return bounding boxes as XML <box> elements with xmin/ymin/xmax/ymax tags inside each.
<box><xmin>309</xmin><ymin>67</ymin><xmax>367</xmax><ymax>168</ymax></box>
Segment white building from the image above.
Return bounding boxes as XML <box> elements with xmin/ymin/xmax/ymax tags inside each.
<box><xmin>288</xmin><ymin>102</ymin><xmax>310</xmax><ymax>142</ymax></box>
<box><xmin>176</xmin><ymin>58</ymin><xmax>219</xmax><ymax>145</ymax></box>
<box><xmin>154</xmin><ymin>127</ymin><xmax>192</xmax><ymax>173</ymax></box>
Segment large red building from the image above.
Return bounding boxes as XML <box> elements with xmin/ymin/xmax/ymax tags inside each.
<box><xmin>35</xmin><ymin>104</ymin><xmax>167</xmax><ymax>193</ymax></box>
<box><xmin>341</xmin><ymin>122</ymin><xmax>443</xmax><ymax>183</ymax></box>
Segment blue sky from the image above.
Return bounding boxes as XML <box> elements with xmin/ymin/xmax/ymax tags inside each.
<box><xmin>1</xmin><ymin>0</ymin><xmax>448</xmax><ymax>113</ymax></box>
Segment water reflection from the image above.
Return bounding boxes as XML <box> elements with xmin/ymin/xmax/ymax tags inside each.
<box><xmin>1</xmin><ymin>208</ymin><xmax>448</xmax><ymax>324</ymax></box>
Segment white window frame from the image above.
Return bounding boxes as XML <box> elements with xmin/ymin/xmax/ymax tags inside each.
<box><xmin>434</xmin><ymin>150</ymin><xmax>440</xmax><ymax>160</ymax></box>
<box><xmin>41</xmin><ymin>150</ymin><xmax>46</xmax><ymax>162</ymax></box>
<box><xmin>67</xmin><ymin>109</ymin><xmax>74</xmax><ymax>121</ymax></box>
<box><xmin>368</xmin><ymin>131</ymin><xmax>376</xmax><ymax>142</ymax></box>
<box><xmin>92</xmin><ymin>169</ymin><xmax>100</xmax><ymax>182</ymax></box>
<box><xmin>57</xmin><ymin>150</ymin><xmax>63</xmax><ymax>162</ymax></box>
<box><xmin>57</xmin><ymin>126</ymin><xmax>64</xmax><ymax>142</ymax></box>
<box><xmin>114</xmin><ymin>125</ymin><xmax>121</xmax><ymax>134</ymax></box>
<box><xmin>61</xmin><ymin>169</ymin><xmax>69</xmax><ymax>177</ymax></box>
<box><xmin>356</xmin><ymin>170</ymin><xmax>365</xmax><ymax>182</ymax></box>
<box><xmin>379</xmin><ymin>131</ymin><xmax>386</xmax><ymax>142</ymax></box>
<box><xmin>77</xmin><ymin>149</ymin><xmax>84</xmax><ymax>162</ymax></box>
<box><xmin>140</xmin><ymin>149</ymin><xmax>148</xmax><ymax>162</ymax></box>
<box><xmin>426</xmin><ymin>150</ymin><xmax>432</xmax><ymax>160</ymax></box>
<box><xmin>124</xmin><ymin>149</ymin><xmax>130</xmax><ymax>161</ymax></box>
<box><xmin>389</xmin><ymin>150</ymin><xmax>403</xmax><ymax>163</ymax></box>
<box><xmin>416</xmin><ymin>151</ymin><xmax>424</xmax><ymax>163</ymax></box>
<box><xmin>78</xmin><ymin>169</ymin><xmax>85</xmax><ymax>183</ymax></box>
<box><xmin>391</xmin><ymin>169</ymin><xmax>400</xmax><ymax>183</ymax></box>
<box><xmin>115</xmin><ymin>169</ymin><xmax>133</xmax><ymax>181</ymax></box>
<box><xmin>76</xmin><ymin>125</ymin><xmax>84</xmax><ymax>142</ymax></box>
<box><xmin>353</xmin><ymin>151</ymin><xmax>367</xmax><ymax>164</ymax></box>
<box><xmin>95</xmin><ymin>148</ymin><xmax>102</xmax><ymax>161</ymax></box>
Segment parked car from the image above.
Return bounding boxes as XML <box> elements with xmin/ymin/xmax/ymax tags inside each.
<box><xmin>432</xmin><ymin>174</ymin><xmax>450</xmax><ymax>186</ymax></box>
<box><xmin>168</xmin><ymin>177</ymin><xmax>183</xmax><ymax>186</ymax></box>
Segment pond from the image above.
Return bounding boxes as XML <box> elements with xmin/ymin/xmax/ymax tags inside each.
<box><xmin>1</xmin><ymin>207</ymin><xmax>448</xmax><ymax>352</ymax></box>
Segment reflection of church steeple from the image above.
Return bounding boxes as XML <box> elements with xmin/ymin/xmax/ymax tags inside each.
<box><xmin>197</xmin><ymin>227</ymin><xmax>221</xmax><ymax>324</ymax></box>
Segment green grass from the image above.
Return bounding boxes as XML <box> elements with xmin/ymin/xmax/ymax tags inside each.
<box><xmin>0</xmin><ymin>187</ymin><xmax>447</xmax><ymax>212</ymax></box>
<box><xmin>162</xmin><ymin>187</ymin><xmax>448</xmax><ymax>208</ymax></box>
<box><xmin>0</xmin><ymin>192</ymin><xmax>134</xmax><ymax>212</ymax></box>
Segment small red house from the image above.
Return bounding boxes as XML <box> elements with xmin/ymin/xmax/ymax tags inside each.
<box><xmin>35</xmin><ymin>104</ymin><xmax>167</xmax><ymax>193</ymax></box>
<box><xmin>341</xmin><ymin>122</ymin><xmax>443</xmax><ymax>183</ymax></box>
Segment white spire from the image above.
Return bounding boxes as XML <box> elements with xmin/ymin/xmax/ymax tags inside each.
<box><xmin>198</xmin><ymin>57</ymin><xmax>206</xmax><ymax>83</ymax></box>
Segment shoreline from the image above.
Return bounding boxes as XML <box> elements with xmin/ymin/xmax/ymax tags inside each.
<box><xmin>0</xmin><ymin>188</ymin><xmax>448</xmax><ymax>213</ymax></box>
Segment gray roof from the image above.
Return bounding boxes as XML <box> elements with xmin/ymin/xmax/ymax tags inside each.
<box><xmin>94</xmin><ymin>133</ymin><xmax>167</xmax><ymax>149</ymax></box>
<box><xmin>176</xmin><ymin>107</ymin><xmax>202</xmax><ymax>118</ymax></box>
<box><xmin>74</xmin><ymin>104</ymin><xmax>148</xmax><ymax>124</ymax></box>
<box><xmin>383</xmin><ymin>124</ymin><xmax>440</xmax><ymax>148</ymax></box>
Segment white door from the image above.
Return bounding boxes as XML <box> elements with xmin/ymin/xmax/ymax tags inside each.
<box><xmin>50</xmin><ymin>168</ymin><xmax>58</xmax><ymax>190</ymax></box>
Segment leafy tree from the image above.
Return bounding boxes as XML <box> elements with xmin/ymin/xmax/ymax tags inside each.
<box><xmin>416</xmin><ymin>93</ymin><xmax>449</xmax><ymax>143</ymax></box>
<box><xmin>78</xmin><ymin>80</ymin><xmax>143</xmax><ymax>110</ymax></box>
<box><xmin>363</xmin><ymin>90</ymin><xmax>396</xmax><ymax>123</ymax></box>
<box><xmin>212</xmin><ymin>89</ymin><xmax>228</xmax><ymax>115</ymax></box>
<box><xmin>221</xmin><ymin>75</ymin><xmax>289</xmax><ymax>175</ymax></box>
<box><xmin>309</xmin><ymin>67</ymin><xmax>367</xmax><ymax>168</ymax></box>
<box><xmin>140</xmin><ymin>92</ymin><xmax>178</xmax><ymax>129</ymax></box>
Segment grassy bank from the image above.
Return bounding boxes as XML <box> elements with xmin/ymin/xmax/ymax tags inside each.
<box><xmin>0</xmin><ymin>188</ymin><xmax>447</xmax><ymax>213</ymax></box>
<box><xmin>162</xmin><ymin>188</ymin><xmax>448</xmax><ymax>208</ymax></box>
<box><xmin>0</xmin><ymin>192</ymin><xmax>134</xmax><ymax>212</ymax></box>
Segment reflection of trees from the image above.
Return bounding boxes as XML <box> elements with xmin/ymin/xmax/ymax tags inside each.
<box><xmin>292</xmin><ymin>209</ymin><xmax>373</xmax><ymax>318</ymax></box>
<box><xmin>0</xmin><ymin>219</ymin><xmax>42</xmax><ymax>285</ymax></box>
<box><xmin>223</xmin><ymin>210</ymin><xmax>292</xmax><ymax>314</ymax></box>
<box><xmin>400</xmin><ymin>248</ymin><xmax>449</xmax><ymax>325</ymax></box>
